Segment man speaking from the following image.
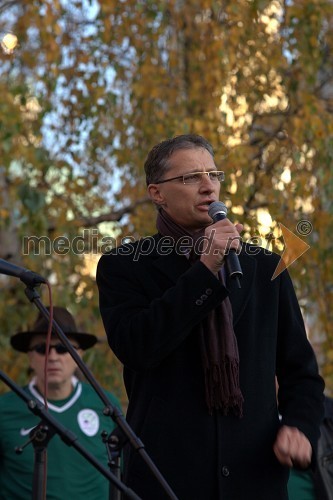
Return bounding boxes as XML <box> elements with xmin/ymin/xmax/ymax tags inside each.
<box><xmin>97</xmin><ymin>134</ymin><xmax>324</xmax><ymax>500</ymax></box>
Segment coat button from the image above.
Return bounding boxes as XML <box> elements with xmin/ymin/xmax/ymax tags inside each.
<box><xmin>221</xmin><ymin>466</ymin><xmax>230</xmax><ymax>477</ymax></box>
<box><xmin>195</xmin><ymin>299</ymin><xmax>203</xmax><ymax>306</ymax></box>
<box><xmin>205</xmin><ymin>288</ymin><xmax>212</xmax><ymax>295</ymax></box>
<box><xmin>201</xmin><ymin>294</ymin><xmax>208</xmax><ymax>300</ymax></box>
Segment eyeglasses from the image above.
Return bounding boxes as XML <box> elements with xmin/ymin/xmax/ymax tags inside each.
<box><xmin>155</xmin><ymin>171</ymin><xmax>225</xmax><ymax>185</ymax></box>
<box><xmin>28</xmin><ymin>343</ymin><xmax>79</xmax><ymax>355</ymax></box>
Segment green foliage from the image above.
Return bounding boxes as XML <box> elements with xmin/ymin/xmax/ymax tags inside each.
<box><xmin>0</xmin><ymin>0</ymin><xmax>333</xmax><ymax>396</ymax></box>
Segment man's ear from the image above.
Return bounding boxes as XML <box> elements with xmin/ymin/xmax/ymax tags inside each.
<box><xmin>147</xmin><ymin>184</ymin><xmax>165</xmax><ymax>206</ymax></box>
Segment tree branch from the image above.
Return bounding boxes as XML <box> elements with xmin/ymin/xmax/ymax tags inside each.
<box><xmin>75</xmin><ymin>197</ymin><xmax>151</xmax><ymax>228</ymax></box>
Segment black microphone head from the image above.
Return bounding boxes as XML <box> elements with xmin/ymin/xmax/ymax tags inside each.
<box><xmin>208</xmin><ymin>201</ymin><xmax>228</xmax><ymax>220</ymax></box>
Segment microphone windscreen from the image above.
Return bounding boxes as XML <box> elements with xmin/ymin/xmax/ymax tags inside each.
<box><xmin>208</xmin><ymin>201</ymin><xmax>228</xmax><ymax>221</ymax></box>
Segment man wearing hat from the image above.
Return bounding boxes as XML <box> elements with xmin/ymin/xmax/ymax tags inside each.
<box><xmin>0</xmin><ymin>307</ymin><xmax>121</xmax><ymax>500</ymax></box>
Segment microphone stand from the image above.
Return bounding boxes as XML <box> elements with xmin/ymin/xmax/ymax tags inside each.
<box><xmin>16</xmin><ymin>423</ymin><xmax>55</xmax><ymax>500</ymax></box>
<box><xmin>23</xmin><ymin>283</ymin><xmax>178</xmax><ymax>500</ymax></box>
<box><xmin>30</xmin><ymin>424</ymin><xmax>53</xmax><ymax>500</ymax></box>
<box><xmin>0</xmin><ymin>369</ymin><xmax>140</xmax><ymax>500</ymax></box>
<box><xmin>102</xmin><ymin>430</ymin><xmax>122</xmax><ymax>500</ymax></box>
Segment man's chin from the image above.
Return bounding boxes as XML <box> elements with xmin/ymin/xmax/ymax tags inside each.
<box><xmin>194</xmin><ymin>215</ymin><xmax>212</xmax><ymax>229</ymax></box>
<box><xmin>47</xmin><ymin>378</ymin><xmax>63</xmax><ymax>388</ymax></box>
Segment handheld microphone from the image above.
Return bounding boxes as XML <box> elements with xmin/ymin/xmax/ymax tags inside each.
<box><xmin>0</xmin><ymin>258</ymin><xmax>46</xmax><ymax>286</ymax></box>
<box><xmin>208</xmin><ymin>201</ymin><xmax>243</xmax><ymax>288</ymax></box>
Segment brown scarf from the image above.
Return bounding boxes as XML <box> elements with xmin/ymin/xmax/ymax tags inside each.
<box><xmin>156</xmin><ymin>209</ymin><xmax>243</xmax><ymax>417</ymax></box>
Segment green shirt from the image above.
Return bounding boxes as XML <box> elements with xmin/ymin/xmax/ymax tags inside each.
<box><xmin>0</xmin><ymin>378</ymin><xmax>121</xmax><ymax>500</ymax></box>
<box><xmin>288</xmin><ymin>468</ymin><xmax>316</xmax><ymax>500</ymax></box>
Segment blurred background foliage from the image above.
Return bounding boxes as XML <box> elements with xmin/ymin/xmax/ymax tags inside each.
<box><xmin>0</xmin><ymin>0</ymin><xmax>332</xmax><ymax>405</ymax></box>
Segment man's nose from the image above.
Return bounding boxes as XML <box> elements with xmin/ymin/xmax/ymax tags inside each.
<box><xmin>199</xmin><ymin>173</ymin><xmax>216</xmax><ymax>189</ymax></box>
<box><xmin>48</xmin><ymin>346</ymin><xmax>60</xmax><ymax>357</ymax></box>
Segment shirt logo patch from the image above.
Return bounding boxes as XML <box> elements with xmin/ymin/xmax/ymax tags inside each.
<box><xmin>77</xmin><ymin>409</ymin><xmax>99</xmax><ymax>436</ymax></box>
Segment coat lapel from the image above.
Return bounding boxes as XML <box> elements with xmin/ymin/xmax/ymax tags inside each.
<box><xmin>151</xmin><ymin>234</ymin><xmax>257</xmax><ymax>327</ymax></box>
<box><xmin>153</xmin><ymin>250</ymin><xmax>191</xmax><ymax>284</ymax></box>
<box><xmin>150</xmin><ymin>233</ymin><xmax>191</xmax><ymax>283</ymax></box>
<box><xmin>227</xmin><ymin>250</ymin><xmax>257</xmax><ymax>326</ymax></box>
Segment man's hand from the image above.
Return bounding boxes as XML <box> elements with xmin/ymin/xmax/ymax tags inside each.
<box><xmin>200</xmin><ymin>219</ymin><xmax>243</xmax><ymax>274</ymax></box>
<box><xmin>273</xmin><ymin>425</ymin><xmax>312</xmax><ymax>468</ymax></box>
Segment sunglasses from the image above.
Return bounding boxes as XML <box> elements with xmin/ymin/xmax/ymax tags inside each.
<box><xmin>28</xmin><ymin>343</ymin><xmax>79</xmax><ymax>355</ymax></box>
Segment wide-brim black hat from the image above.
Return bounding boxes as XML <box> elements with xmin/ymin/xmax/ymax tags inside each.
<box><xmin>10</xmin><ymin>306</ymin><xmax>98</xmax><ymax>352</ymax></box>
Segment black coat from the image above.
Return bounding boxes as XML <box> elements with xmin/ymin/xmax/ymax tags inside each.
<box><xmin>313</xmin><ymin>397</ymin><xmax>333</xmax><ymax>500</ymax></box>
<box><xmin>97</xmin><ymin>236</ymin><xmax>324</xmax><ymax>500</ymax></box>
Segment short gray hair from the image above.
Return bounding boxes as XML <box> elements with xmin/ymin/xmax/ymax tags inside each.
<box><xmin>144</xmin><ymin>134</ymin><xmax>214</xmax><ymax>185</ymax></box>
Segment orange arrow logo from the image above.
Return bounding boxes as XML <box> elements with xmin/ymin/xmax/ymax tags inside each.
<box><xmin>271</xmin><ymin>223</ymin><xmax>310</xmax><ymax>280</ymax></box>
